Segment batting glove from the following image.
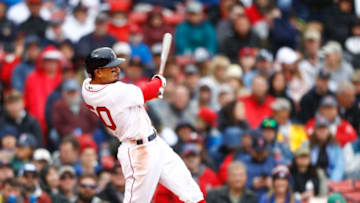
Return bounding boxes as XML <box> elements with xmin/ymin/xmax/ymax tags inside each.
<box><xmin>153</xmin><ymin>74</ymin><xmax>166</xmax><ymax>87</ymax></box>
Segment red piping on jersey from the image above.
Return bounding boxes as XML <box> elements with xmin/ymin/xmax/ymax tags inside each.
<box><xmin>139</xmin><ymin>78</ymin><xmax>162</xmax><ymax>102</ymax></box>
<box><xmin>128</xmin><ymin>148</ymin><xmax>135</xmax><ymax>203</ymax></box>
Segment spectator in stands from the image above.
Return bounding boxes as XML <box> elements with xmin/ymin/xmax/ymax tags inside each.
<box><xmin>62</xmin><ymin>3</ymin><xmax>94</xmax><ymax>43</ymax></box>
<box><xmin>218</xmin><ymin>100</ymin><xmax>249</xmax><ymax>131</ymax></box>
<box><xmin>113</xmin><ymin>42</ymin><xmax>131</xmax><ymax>70</ymax></box>
<box><xmin>352</xmin><ymin>70</ymin><xmax>360</xmax><ymax>101</ymax></box>
<box><xmin>323</xmin><ymin>0</ymin><xmax>356</xmax><ymax>44</ymax></box>
<box><xmin>299</xmin><ymin>29</ymin><xmax>323</xmax><ymax>87</ymax></box>
<box><xmin>277</xmin><ymin>47</ymin><xmax>309</xmax><ymax>103</ymax></box>
<box><xmin>237</xmin><ymin>131</ymin><xmax>275</xmax><ymax>196</ymax></box>
<box><xmin>306</xmin><ymin>95</ymin><xmax>357</xmax><ymax>147</ymax></box>
<box><xmin>24</xmin><ymin>47</ymin><xmax>63</xmax><ymax>136</ymax></box>
<box><xmin>194</xmin><ymin>47</ymin><xmax>212</xmax><ymax>76</ymax></box>
<box><xmin>154</xmin><ymin>85</ymin><xmax>197</xmax><ymax>128</ymax></box>
<box><xmin>0</xmin><ymin>2</ymin><xmax>16</xmax><ymax>49</ymax></box>
<box><xmin>196</xmin><ymin>107</ymin><xmax>221</xmax><ymax>153</ymax></box>
<box><xmin>225</xmin><ymin>64</ymin><xmax>248</xmax><ymax>97</ymax></box>
<box><xmin>0</xmin><ymin>127</ymin><xmax>18</xmax><ymax>163</ymax></box>
<box><xmin>143</xmin><ymin>7</ymin><xmax>173</xmax><ymax>47</ymax></box>
<box><xmin>268</xmin><ymin>72</ymin><xmax>296</xmax><ymax>118</ymax></box>
<box><xmin>121</xmin><ymin>59</ymin><xmax>150</xmax><ymax>86</ymax></box>
<box><xmin>107</xmin><ymin>5</ymin><xmax>130</xmax><ymax>42</ymax></box>
<box><xmin>259</xmin><ymin>118</ymin><xmax>293</xmax><ymax>165</ymax></box>
<box><xmin>53</xmin><ymin>137</ymin><xmax>81</xmax><ymax>171</ymax></box>
<box><xmin>239</xmin><ymin>75</ymin><xmax>275</xmax><ymax>129</ymax></box>
<box><xmin>78</xmin><ymin>135</ymin><xmax>101</xmax><ymax>175</ymax></box>
<box><xmin>98</xmin><ymin>163</ymin><xmax>125</xmax><ymax>202</ymax></box>
<box><xmin>336</xmin><ymin>81</ymin><xmax>360</xmax><ymax>132</ymax></box>
<box><xmin>0</xmin><ymin>38</ymin><xmax>22</xmax><ymax>88</ymax></box>
<box><xmin>2</xmin><ymin>90</ymin><xmax>42</xmax><ymax>146</ymax></box>
<box><xmin>343</xmin><ymin>138</ymin><xmax>360</xmax><ymax>179</ymax></box>
<box><xmin>183</xmin><ymin>64</ymin><xmax>201</xmax><ymax>99</ymax></box>
<box><xmin>206</xmin><ymin>161</ymin><xmax>258</xmax><ymax>203</ymax></box>
<box><xmin>310</xmin><ymin>117</ymin><xmax>345</xmax><ymax>181</ymax></box>
<box><xmin>345</xmin><ymin>19</ymin><xmax>360</xmax><ymax>68</ymax></box>
<box><xmin>58</xmin><ymin>166</ymin><xmax>78</xmax><ymax>203</ymax></box>
<box><xmin>322</xmin><ymin>41</ymin><xmax>354</xmax><ymax>91</ymax></box>
<box><xmin>76</xmin><ymin>13</ymin><xmax>116</xmax><ymax>58</ymax></box>
<box><xmin>290</xmin><ymin>145</ymin><xmax>320</xmax><ymax>201</ymax></box>
<box><xmin>0</xmin><ymin>163</ymin><xmax>15</xmax><ymax>187</ymax></box>
<box><xmin>7</xmin><ymin>0</ymin><xmax>50</xmax><ymax>25</ymax></box>
<box><xmin>271</xmin><ymin>98</ymin><xmax>307</xmax><ymax>152</ymax></box>
<box><xmin>0</xmin><ymin>178</ymin><xmax>23</xmax><ymax>203</ymax></box>
<box><xmin>11</xmin><ymin>35</ymin><xmax>41</xmax><ymax>92</ymax></box>
<box><xmin>216</xmin><ymin>4</ymin><xmax>245</xmax><ymax>46</ymax></box>
<box><xmin>18</xmin><ymin>0</ymin><xmax>49</xmax><ymax>38</ymax></box>
<box><xmin>239</xmin><ymin>47</ymin><xmax>257</xmax><ymax>89</ymax></box>
<box><xmin>259</xmin><ymin>165</ymin><xmax>301</xmax><ymax>203</ymax></box>
<box><xmin>298</xmin><ymin>69</ymin><xmax>333</xmax><ymax>123</ymax></box>
<box><xmin>19</xmin><ymin>163</ymin><xmax>52</xmax><ymax>202</ymax></box>
<box><xmin>221</xmin><ymin>15</ymin><xmax>262</xmax><ymax>62</ymax></box>
<box><xmin>39</xmin><ymin>165</ymin><xmax>68</xmax><ymax>203</ymax></box>
<box><xmin>33</xmin><ymin>148</ymin><xmax>52</xmax><ymax>172</ymax></box>
<box><xmin>11</xmin><ymin>133</ymin><xmax>37</xmax><ymax>173</ymax></box>
<box><xmin>52</xmin><ymin>79</ymin><xmax>98</xmax><ymax>137</ymax></box>
<box><xmin>175</xmin><ymin>1</ymin><xmax>217</xmax><ymax>55</ymax></box>
<box><xmin>129</xmin><ymin>25</ymin><xmax>153</xmax><ymax>65</ymax></box>
<box><xmin>76</xmin><ymin>174</ymin><xmax>101</xmax><ymax>203</ymax></box>
<box><xmin>254</xmin><ymin>49</ymin><xmax>274</xmax><ymax>80</ymax></box>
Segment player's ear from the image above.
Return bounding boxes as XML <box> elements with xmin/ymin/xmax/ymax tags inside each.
<box><xmin>94</xmin><ymin>69</ymin><xmax>102</xmax><ymax>78</ymax></box>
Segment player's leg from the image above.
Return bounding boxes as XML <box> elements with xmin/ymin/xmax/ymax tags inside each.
<box><xmin>157</xmin><ymin>138</ymin><xmax>205</xmax><ymax>203</ymax></box>
<box><xmin>117</xmin><ymin>141</ymin><xmax>162</xmax><ymax>203</ymax></box>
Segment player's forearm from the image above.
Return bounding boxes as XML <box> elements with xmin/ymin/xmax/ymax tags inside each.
<box><xmin>139</xmin><ymin>78</ymin><xmax>162</xmax><ymax>102</ymax></box>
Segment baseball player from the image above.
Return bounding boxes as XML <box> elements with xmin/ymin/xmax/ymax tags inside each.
<box><xmin>81</xmin><ymin>47</ymin><xmax>205</xmax><ymax>203</ymax></box>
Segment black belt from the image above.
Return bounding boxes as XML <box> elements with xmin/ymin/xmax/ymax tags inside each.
<box><xmin>120</xmin><ymin>130</ymin><xmax>157</xmax><ymax>145</ymax></box>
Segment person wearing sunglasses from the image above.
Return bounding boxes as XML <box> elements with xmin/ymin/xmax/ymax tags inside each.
<box><xmin>59</xmin><ymin>166</ymin><xmax>77</xmax><ymax>203</ymax></box>
<box><xmin>76</xmin><ymin>174</ymin><xmax>100</xmax><ymax>203</ymax></box>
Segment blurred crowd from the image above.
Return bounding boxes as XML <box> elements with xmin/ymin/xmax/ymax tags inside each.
<box><xmin>0</xmin><ymin>0</ymin><xmax>360</xmax><ymax>202</ymax></box>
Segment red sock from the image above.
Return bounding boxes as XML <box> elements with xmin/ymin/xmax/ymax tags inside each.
<box><xmin>198</xmin><ymin>200</ymin><xmax>206</xmax><ymax>203</ymax></box>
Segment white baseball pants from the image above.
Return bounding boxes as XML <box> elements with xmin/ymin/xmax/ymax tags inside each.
<box><xmin>117</xmin><ymin>136</ymin><xmax>204</xmax><ymax>203</ymax></box>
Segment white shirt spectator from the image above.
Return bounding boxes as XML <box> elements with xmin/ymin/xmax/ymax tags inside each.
<box><xmin>7</xmin><ymin>2</ymin><xmax>51</xmax><ymax>24</ymax></box>
<box><xmin>62</xmin><ymin>14</ymin><xmax>94</xmax><ymax>43</ymax></box>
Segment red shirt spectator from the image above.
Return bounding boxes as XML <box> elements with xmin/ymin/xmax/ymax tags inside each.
<box><xmin>107</xmin><ymin>8</ymin><xmax>131</xmax><ymax>42</ymax></box>
<box><xmin>245</xmin><ymin>4</ymin><xmax>264</xmax><ymax>25</ymax></box>
<box><xmin>143</xmin><ymin>8</ymin><xmax>173</xmax><ymax>47</ymax></box>
<box><xmin>239</xmin><ymin>76</ymin><xmax>275</xmax><ymax>129</ymax></box>
<box><xmin>24</xmin><ymin>46</ymin><xmax>63</xmax><ymax>139</ymax></box>
<box><xmin>0</xmin><ymin>52</ymin><xmax>21</xmax><ymax>87</ymax></box>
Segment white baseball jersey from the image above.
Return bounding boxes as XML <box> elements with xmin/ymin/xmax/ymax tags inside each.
<box><xmin>82</xmin><ymin>78</ymin><xmax>154</xmax><ymax>141</ymax></box>
<box><xmin>81</xmin><ymin>78</ymin><xmax>204</xmax><ymax>203</ymax></box>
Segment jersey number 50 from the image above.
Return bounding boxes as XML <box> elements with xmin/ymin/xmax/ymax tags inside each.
<box><xmin>86</xmin><ymin>105</ymin><xmax>117</xmax><ymax>130</ymax></box>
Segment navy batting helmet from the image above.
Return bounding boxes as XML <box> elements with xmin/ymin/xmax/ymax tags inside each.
<box><xmin>85</xmin><ymin>47</ymin><xmax>125</xmax><ymax>76</ymax></box>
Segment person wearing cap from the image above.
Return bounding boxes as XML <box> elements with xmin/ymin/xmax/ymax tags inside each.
<box><xmin>19</xmin><ymin>163</ymin><xmax>52</xmax><ymax>202</ymax></box>
<box><xmin>2</xmin><ymin>89</ymin><xmax>42</xmax><ymax>146</ymax></box>
<box><xmin>239</xmin><ymin>75</ymin><xmax>275</xmax><ymax>129</ymax></box>
<box><xmin>305</xmin><ymin>95</ymin><xmax>357</xmax><ymax>147</ymax></box>
<box><xmin>298</xmin><ymin>29</ymin><xmax>323</xmax><ymax>87</ymax></box>
<box><xmin>11</xmin><ymin>35</ymin><xmax>41</xmax><ymax>92</ymax></box>
<box><xmin>237</xmin><ymin>131</ymin><xmax>276</xmax><ymax>196</ymax></box>
<box><xmin>336</xmin><ymin>81</ymin><xmax>360</xmax><ymax>132</ymax></box>
<box><xmin>11</xmin><ymin>133</ymin><xmax>37</xmax><ymax>174</ymax></box>
<box><xmin>184</xmin><ymin>64</ymin><xmax>201</xmax><ymax>98</ymax></box>
<box><xmin>277</xmin><ymin>46</ymin><xmax>310</xmax><ymax>103</ymax></box>
<box><xmin>33</xmin><ymin>148</ymin><xmax>52</xmax><ymax>172</ymax></box>
<box><xmin>23</xmin><ymin>47</ymin><xmax>64</xmax><ymax>135</ymax></box>
<box><xmin>238</xmin><ymin>47</ymin><xmax>256</xmax><ymax>87</ymax></box>
<box><xmin>62</xmin><ymin>3</ymin><xmax>94</xmax><ymax>43</ymax></box>
<box><xmin>271</xmin><ymin>98</ymin><xmax>307</xmax><ymax>152</ymax></box>
<box><xmin>107</xmin><ymin>3</ymin><xmax>131</xmax><ymax>42</ymax></box>
<box><xmin>207</xmin><ymin>161</ymin><xmax>258</xmax><ymax>203</ymax></box>
<box><xmin>225</xmin><ymin>64</ymin><xmax>248</xmax><ymax>97</ymax></box>
<box><xmin>290</xmin><ymin>145</ymin><xmax>321</xmax><ymax>201</ymax></box>
<box><xmin>254</xmin><ymin>49</ymin><xmax>274</xmax><ymax>80</ymax></box>
<box><xmin>77</xmin><ymin>13</ymin><xmax>116</xmax><ymax>58</ymax></box>
<box><xmin>194</xmin><ymin>47</ymin><xmax>213</xmax><ymax>76</ymax></box>
<box><xmin>97</xmin><ymin>163</ymin><xmax>125</xmax><ymax>202</ymax></box>
<box><xmin>0</xmin><ymin>2</ymin><xmax>16</xmax><ymax>50</ymax></box>
<box><xmin>128</xmin><ymin>25</ymin><xmax>154</xmax><ymax>65</ymax></box>
<box><xmin>78</xmin><ymin>134</ymin><xmax>101</xmax><ymax>175</ymax></box>
<box><xmin>113</xmin><ymin>42</ymin><xmax>131</xmax><ymax>70</ymax></box>
<box><xmin>193</xmin><ymin>81</ymin><xmax>216</xmax><ymax>110</ymax></box>
<box><xmin>175</xmin><ymin>1</ymin><xmax>217</xmax><ymax>55</ymax></box>
<box><xmin>0</xmin><ymin>126</ymin><xmax>19</xmax><ymax>159</ymax></box>
<box><xmin>259</xmin><ymin>118</ymin><xmax>293</xmax><ymax>165</ymax></box>
<box><xmin>322</xmin><ymin>41</ymin><xmax>354</xmax><ymax>91</ymax></box>
<box><xmin>143</xmin><ymin>7</ymin><xmax>173</xmax><ymax>47</ymax></box>
<box><xmin>259</xmin><ymin>165</ymin><xmax>301</xmax><ymax>203</ymax></box>
<box><xmin>309</xmin><ymin>116</ymin><xmax>345</xmax><ymax>181</ymax></box>
<box><xmin>58</xmin><ymin>166</ymin><xmax>78</xmax><ymax>202</ymax></box>
<box><xmin>52</xmin><ymin>79</ymin><xmax>98</xmax><ymax>137</ymax></box>
<box><xmin>18</xmin><ymin>0</ymin><xmax>48</xmax><ymax>38</ymax></box>
<box><xmin>173</xmin><ymin>120</ymin><xmax>197</xmax><ymax>153</ymax></box>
